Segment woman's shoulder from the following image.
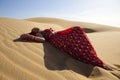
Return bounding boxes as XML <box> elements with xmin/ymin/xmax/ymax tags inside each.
<box><xmin>40</xmin><ymin>31</ymin><xmax>45</xmax><ymax>36</ymax></box>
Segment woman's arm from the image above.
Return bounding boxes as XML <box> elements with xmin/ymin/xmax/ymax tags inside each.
<box><xmin>34</xmin><ymin>36</ymin><xmax>45</xmax><ymax>42</ymax></box>
<box><xmin>20</xmin><ymin>33</ymin><xmax>45</xmax><ymax>42</ymax></box>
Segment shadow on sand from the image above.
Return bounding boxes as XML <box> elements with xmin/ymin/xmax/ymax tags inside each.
<box><xmin>84</xmin><ymin>28</ymin><xmax>97</xmax><ymax>33</ymax></box>
<box><xmin>43</xmin><ymin>42</ymin><xmax>94</xmax><ymax>77</ymax></box>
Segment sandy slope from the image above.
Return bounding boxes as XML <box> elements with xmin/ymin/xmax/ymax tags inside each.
<box><xmin>0</xmin><ymin>17</ymin><xmax>120</xmax><ymax>80</ymax></box>
<box><xmin>26</xmin><ymin>17</ymin><xmax>120</xmax><ymax>32</ymax></box>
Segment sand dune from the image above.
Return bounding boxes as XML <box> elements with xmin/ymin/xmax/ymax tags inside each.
<box><xmin>26</xmin><ymin>17</ymin><xmax>120</xmax><ymax>32</ymax></box>
<box><xmin>0</xmin><ymin>17</ymin><xmax>120</xmax><ymax>80</ymax></box>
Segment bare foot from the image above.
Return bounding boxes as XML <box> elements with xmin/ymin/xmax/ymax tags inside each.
<box><xmin>103</xmin><ymin>64</ymin><xmax>113</xmax><ymax>71</ymax></box>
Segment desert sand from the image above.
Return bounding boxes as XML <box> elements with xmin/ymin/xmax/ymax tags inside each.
<box><xmin>0</xmin><ymin>17</ymin><xmax>120</xmax><ymax>80</ymax></box>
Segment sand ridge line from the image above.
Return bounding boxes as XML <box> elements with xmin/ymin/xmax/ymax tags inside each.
<box><xmin>0</xmin><ymin>42</ymin><xmax>45</xmax><ymax>70</ymax></box>
<box><xmin>0</xmin><ymin>44</ymin><xmax>65</xmax><ymax>80</ymax></box>
<box><xmin>0</xmin><ymin>71</ymin><xmax>14</xmax><ymax>80</ymax></box>
<box><xmin>0</xmin><ymin>37</ymin><xmax>67</xmax><ymax>79</ymax></box>
<box><xmin>3</xmin><ymin>40</ymin><xmax>44</xmax><ymax>64</ymax></box>
<box><xmin>0</xmin><ymin>51</ymin><xmax>43</xmax><ymax>80</ymax></box>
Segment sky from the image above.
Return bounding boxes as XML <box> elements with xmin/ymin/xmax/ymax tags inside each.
<box><xmin>0</xmin><ymin>0</ymin><xmax>120</xmax><ymax>27</ymax></box>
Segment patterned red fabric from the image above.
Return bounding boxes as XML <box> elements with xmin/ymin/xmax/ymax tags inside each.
<box><xmin>43</xmin><ymin>26</ymin><xmax>104</xmax><ymax>68</ymax></box>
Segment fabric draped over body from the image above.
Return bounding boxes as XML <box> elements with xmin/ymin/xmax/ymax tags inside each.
<box><xmin>43</xmin><ymin>26</ymin><xmax>104</xmax><ymax>68</ymax></box>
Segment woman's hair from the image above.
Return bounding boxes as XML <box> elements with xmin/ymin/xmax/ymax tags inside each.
<box><xmin>31</xmin><ymin>27</ymin><xmax>40</xmax><ymax>34</ymax></box>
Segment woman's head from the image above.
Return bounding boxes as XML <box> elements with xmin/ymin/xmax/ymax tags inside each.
<box><xmin>31</xmin><ymin>27</ymin><xmax>40</xmax><ymax>34</ymax></box>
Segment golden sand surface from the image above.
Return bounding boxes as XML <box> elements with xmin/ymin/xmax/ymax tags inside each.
<box><xmin>0</xmin><ymin>17</ymin><xmax>120</xmax><ymax>80</ymax></box>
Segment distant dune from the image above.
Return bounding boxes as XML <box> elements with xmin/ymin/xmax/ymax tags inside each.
<box><xmin>26</xmin><ymin>17</ymin><xmax>120</xmax><ymax>32</ymax></box>
<box><xmin>0</xmin><ymin>17</ymin><xmax>120</xmax><ymax>80</ymax></box>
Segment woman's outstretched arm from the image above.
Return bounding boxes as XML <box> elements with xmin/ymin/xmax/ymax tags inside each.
<box><xmin>20</xmin><ymin>33</ymin><xmax>45</xmax><ymax>43</ymax></box>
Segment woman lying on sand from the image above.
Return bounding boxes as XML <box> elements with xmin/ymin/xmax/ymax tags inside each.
<box><xmin>20</xmin><ymin>26</ymin><xmax>111</xmax><ymax>70</ymax></box>
<box><xmin>20</xmin><ymin>27</ymin><xmax>46</xmax><ymax>42</ymax></box>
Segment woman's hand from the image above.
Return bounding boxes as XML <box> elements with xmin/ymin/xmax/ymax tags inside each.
<box><xmin>20</xmin><ymin>34</ymin><xmax>30</xmax><ymax>39</ymax></box>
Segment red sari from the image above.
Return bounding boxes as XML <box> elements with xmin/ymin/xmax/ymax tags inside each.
<box><xmin>43</xmin><ymin>26</ymin><xmax>104</xmax><ymax>68</ymax></box>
